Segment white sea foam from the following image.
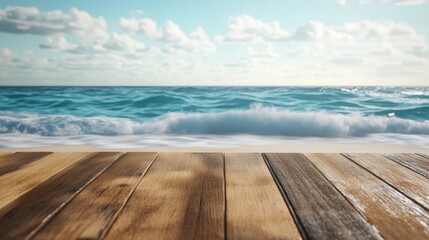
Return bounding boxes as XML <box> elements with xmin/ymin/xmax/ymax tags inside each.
<box><xmin>1</xmin><ymin>105</ymin><xmax>429</xmax><ymax>137</ymax></box>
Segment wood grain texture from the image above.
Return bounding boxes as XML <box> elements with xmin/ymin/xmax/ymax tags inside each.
<box><xmin>417</xmin><ymin>153</ymin><xmax>429</xmax><ymax>159</ymax></box>
<box><xmin>344</xmin><ymin>153</ymin><xmax>429</xmax><ymax>210</ymax></box>
<box><xmin>0</xmin><ymin>152</ymin><xmax>51</xmax><ymax>176</ymax></box>
<box><xmin>31</xmin><ymin>152</ymin><xmax>158</xmax><ymax>240</ymax></box>
<box><xmin>0</xmin><ymin>152</ymin><xmax>13</xmax><ymax>158</ymax></box>
<box><xmin>306</xmin><ymin>153</ymin><xmax>429</xmax><ymax>240</ymax></box>
<box><xmin>0</xmin><ymin>152</ymin><xmax>90</xmax><ymax>210</ymax></box>
<box><xmin>225</xmin><ymin>153</ymin><xmax>301</xmax><ymax>240</ymax></box>
<box><xmin>383</xmin><ymin>153</ymin><xmax>429</xmax><ymax>178</ymax></box>
<box><xmin>0</xmin><ymin>152</ymin><xmax>124</xmax><ymax>240</ymax></box>
<box><xmin>104</xmin><ymin>152</ymin><xmax>225</xmax><ymax>240</ymax></box>
<box><xmin>264</xmin><ymin>153</ymin><xmax>381</xmax><ymax>240</ymax></box>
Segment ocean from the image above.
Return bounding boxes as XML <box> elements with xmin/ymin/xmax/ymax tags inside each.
<box><xmin>0</xmin><ymin>86</ymin><xmax>428</xmax><ymax>148</ymax></box>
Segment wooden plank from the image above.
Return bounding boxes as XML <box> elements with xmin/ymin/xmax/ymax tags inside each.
<box><xmin>225</xmin><ymin>153</ymin><xmax>301</xmax><ymax>240</ymax></box>
<box><xmin>32</xmin><ymin>152</ymin><xmax>158</xmax><ymax>240</ymax></box>
<box><xmin>306</xmin><ymin>153</ymin><xmax>429</xmax><ymax>240</ymax></box>
<box><xmin>383</xmin><ymin>153</ymin><xmax>429</xmax><ymax>178</ymax></box>
<box><xmin>104</xmin><ymin>153</ymin><xmax>225</xmax><ymax>240</ymax></box>
<box><xmin>0</xmin><ymin>152</ymin><xmax>124</xmax><ymax>240</ymax></box>
<box><xmin>264</xmin><ymin>153</ymin><xmax>381</xmax><ymax>240</ymax></box>
<box><xmin>344</xmin><ymin>153</ymin><xmax>429</xmax><ymax>210</ymax></box>
<box><xmin>0</xmin><ymin>152</ymin><xmax>13</xmax><ymax>158</ymax></box>
<box><xmin>406</xmin><ymin>153</ymin><xmax>429</xmax><ymax>163</ymax></box>
<box><xmin>0</xmin><ymin>152</ymin><xmax>90</xmax><ymax>210</ymax></box>
<box><xmin>0</xmin><ymin>152</ymin><xmax>51</xmax><ymax>176</ymax></box>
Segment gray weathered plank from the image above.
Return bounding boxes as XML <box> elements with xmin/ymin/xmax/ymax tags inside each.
<box><xmin>307</xmin><ymin>153</ymin><xmax>429</xmax><ymax>240</ymax></box>
<box><xmin>384</xmin><ymin>153</ymin><xmax>429</xmax><ymax>178</ymax></box>
<box><xmin>344</xmin><ymin>153</ymin><xmax>429</xmax><ymax>210</ymax></box>
<box><xmin>264</xmin><ymin>153</ymin><xmax>381</xmax><ymax>240</ymax></box>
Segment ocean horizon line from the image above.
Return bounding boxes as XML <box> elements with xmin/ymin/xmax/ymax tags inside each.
<box><xmin>1</xmin><ymin>85</ymin><xmax>428</xmax><ymax>88</ymax></box>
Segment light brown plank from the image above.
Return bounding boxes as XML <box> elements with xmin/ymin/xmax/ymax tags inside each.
<box><xmin>32</xmin><ymin>152</ymin><xmax>158</xmax><ymax>240</ymax></box>
<box><xmin>383</xmin><ymin>153</ymin><xmax>429</xmax><ymax>178</ymax></box>
<box><xmin>225</xmin><ymin>153</ymin><xmax>301</xmax><ymax>240</ymax></box>
<box><xmin>418</xmin><ymin>153</ymin><xmax>429</xmax><ymax>159</ymax></box>
<box><xmin>0</xmin><ymin>152</ymin><xmax>13</xmax><ymax>158</ymax></box>
<box><xmin>0</xmin><ymin>152</ymin><xmax>124</xmax><ymax>240</ymax></box>
<box><xmin>0</xmin><ymin>152</ymin><xmax>90</xmax><ymax>210</ymax></box>
<box><xmin>344</xmin><ymin>153</ymin><xmax>429</xmax><ymax>210</ymax></box>
<box><xmin>306</xmin><ymin>153</ymin><xmax>429</xmax><ymax>240</ymax></box>
<box><xmin>264</xmin><ymin>153</ymin><xmax>381</xmax><ymax>240</ymax></box>
<box><xmin>0</xmin><ymin>152</ymin><xmax>51</xmax><ymax>176</ymax></box>
<box><xmin>104</xmin><ymin>152</ymin><xmax>225</xmax><ymax>240</ymax></box>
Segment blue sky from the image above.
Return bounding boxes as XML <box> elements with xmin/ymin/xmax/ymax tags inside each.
<box><xmin>0</xmin><ymin>0</ymin><xmax>428</xmax><ymax>85</ymax></box>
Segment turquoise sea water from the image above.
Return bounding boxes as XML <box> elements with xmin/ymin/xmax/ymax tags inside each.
<box><xmin>0</xmin><ymin>87</ymin><xmax>428</xmax><ymax>148</ymax></box>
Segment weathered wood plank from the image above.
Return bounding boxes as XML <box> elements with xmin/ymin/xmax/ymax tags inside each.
<box><xmin>0</xmin><ymin>152</ymin><xmax>13</xmax><ymax>158</ymax></box>
<box><xmin>0</xmin><ymin>152</ymin><xmax>124</xmax><ymax>240</ymax></box>
<box><xmin>0</xmin><ymin>152</ymin><xmax>51</xmax><ymax>176</ymax></box>
<box><xmin>306</xmin><ymin>153</ymin><xmax>429</xmax><ymax>240</ymax></box>
<box><xmin>0</xmin><ymin>152</ymin><xmax>90</xmax><ymax>210</ymax></box>
<box><xmin>383</xmin><ymin>153</ymin><xmax>429</xmax><ymax>178</ymax></box>
<box><xmin>344</xmin><ymin>153</ymin><xmax>429</xmax><ymax>210</ymax></box>
<box><xmin>104</xmin><ymin>153</ymin><xmax>225</xmax><ymax>240</ymax></box>
<box><xmin>406</xmin><ymin>153</ymin><xmax>429</xmax><ymax>163</ymax></box>
<box><xmin>264</xmin><ymin>153</ymin><xmax>381</xmax><ymax>240</ymax></box>
<box><xmin>225</xmin><ymin>153</ymin><xmax>301</xmax><ymax>240</ymax></box>
<box><xmin>32</xmin><ymin>152</ymin><xmax>158</xmax><ymax>240</ymax></box>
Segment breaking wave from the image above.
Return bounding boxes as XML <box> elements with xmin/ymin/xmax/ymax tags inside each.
<box><xmin>1</xmin><ymin>105</ymin><xmax>428</xmax><ymax>137</ymax></box>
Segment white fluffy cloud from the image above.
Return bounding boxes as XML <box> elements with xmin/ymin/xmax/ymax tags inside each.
<box><xmin>0</xmin><ymin>48</ymin><xmax>13</xmax><ymax>67</ymax></box>
<box><xmin>291</xmin><ymin>21</ymin><xmax>354</xmax><ymax>44</ymax></box>
<box><xmin>0</xmin><ymin>6</ymin><xmax>107</xmax><ymax>37</ymax></box>
<box><xmin>1</xmin><ymin>6</ymin><xmax>427</xmax><ymax>85</ymax></box>
<box><xmin>339</xmin><ymin>0</ymin><xmax>426</xmax><ymax>5</ymax></box>
<box><xmin>218</xmin><ymin>15</ymin><xmax>289</xmax><ymax>42</ymax></box>
<box><xmin>1</xmin><ymin>48</ymin><xmax>12</xmax><ymax>58</ymax></box>
<box><xmin>291</xmin><ymin>20</ymin><xmax>429</xmax><ymax>69</ymax></box>
<box><xmin>39</xmin><ymin>36</ymin><xmax>77</xmax><ymax>50</ymax></box>
<box><xmin>38</xmin><ymin>34</ymin><xmax>152</xmax><ymax>58</ymax></box>
<box><xmin>64</xmin><ymin>33</ymin><xmax>151</xmax><ymax>56</ymax></box>
<box><xmin>119</xmin><ymin>17</ymin><xmax>215</xmax><ymax>53</ymax></box>
<box><xmin>290</xmin><ymin>20</ymin><xmax>426</xmax><ymax>49</ymax></box>
<box><xmin>103</xmin><ymin>33</ymin><xmax>146</xmax><ymax>52</ymax></box>
<box><xmin>219</xmin><ymin>17</ymin><xmax>425</xmax><ymax>48</ymax></box>
<box><xmin>247</xmin><ymin>44</ymin><xmax>279</xmax><ymax>59</ymax></box>
<box><xmin>342</xmin><ymin>20</ymin><xmax>425</xmax><ymax>45</ymax></box>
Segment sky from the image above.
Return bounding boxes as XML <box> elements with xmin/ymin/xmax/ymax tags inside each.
<box><xmin>0</xmin><ymin>0</ymin><xmax>428</xmax><ymax>86</ymax></box>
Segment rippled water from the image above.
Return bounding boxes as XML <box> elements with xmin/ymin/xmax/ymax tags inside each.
<box><xmin>0</xmin><ymin>86</ymin><xmax>428</xmax><ymax>147</ymax></box>
<box><xmin>2</xmin><ymin>86</ymin><xmax>429</xmax><ymax>120</ymax></box>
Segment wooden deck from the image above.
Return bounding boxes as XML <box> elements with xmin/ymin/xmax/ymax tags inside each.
<box><xmin>0</xmin><ymin>152</ymin><xmax>429</xmax><ymax>239</ymax></box>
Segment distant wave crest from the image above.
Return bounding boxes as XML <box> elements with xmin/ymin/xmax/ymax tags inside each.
<box><xmin>1</xmin><ymin>105</ymin><xmax>428</xmax><ymax>137</ymax></box>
